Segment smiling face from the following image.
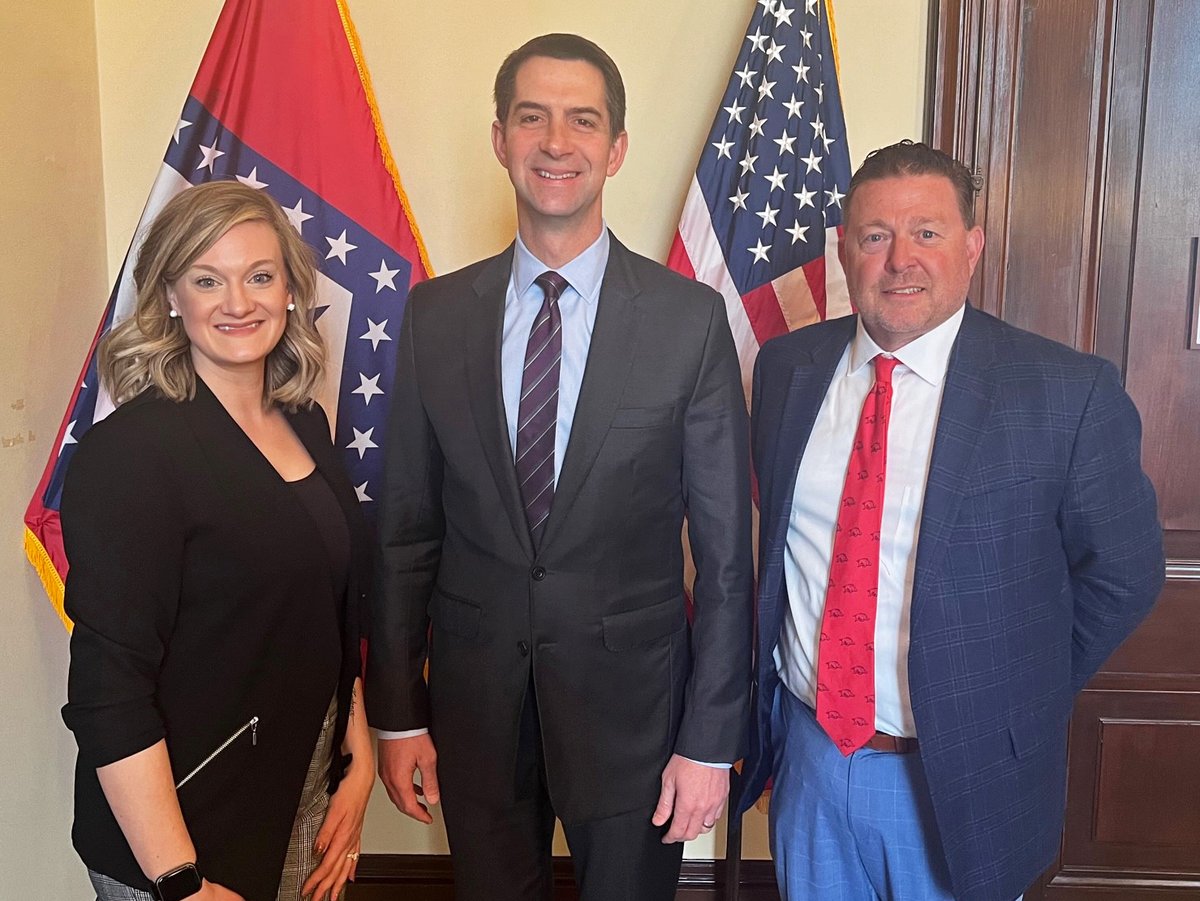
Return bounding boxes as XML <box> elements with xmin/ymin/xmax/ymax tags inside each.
<box><xmin>491</xmin><ymin>55</ymin><xmax>628</xmax><ymax>261</ymax></box>
<box><xmin>167</xmin><ymin>219</ymin><xmax>292</xmax><ymax>384</ymax></box>
<box><xmin>842</xmin><ymin>173</ymin><xmax>985</xmax><ymax>351</ymax></box>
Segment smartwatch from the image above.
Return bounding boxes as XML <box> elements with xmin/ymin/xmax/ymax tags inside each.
<box><xmin>152</xmin><ymin>862</ymin><xmax>203</xmax><ymax>901</ymax></box>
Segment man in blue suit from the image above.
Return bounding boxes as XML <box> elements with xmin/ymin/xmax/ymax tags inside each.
<box><xmin>740</xmin><ymin>141</ymin><xmax>1164</xmax><ymax>901</ymax></box>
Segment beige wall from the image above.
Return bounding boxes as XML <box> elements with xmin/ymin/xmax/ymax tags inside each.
<box><xmin>3</xmin><ymin>0</ymin><xmax>926</xmax><ymax>887</ymax></box>
<box><xmin>0</xmin><ymin>0</ymin><xmax>108</xmax><ymax>898</ymax></box>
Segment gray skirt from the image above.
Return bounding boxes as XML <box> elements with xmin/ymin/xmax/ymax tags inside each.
<box><xmin>89</xmin><ymin>697</ymin><xmax>337</xmax><ymax>901</ymax></box>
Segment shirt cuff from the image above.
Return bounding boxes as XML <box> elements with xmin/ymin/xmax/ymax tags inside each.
<box><xmin>374</xmin><ymin>727</ymin><xmax>430</xmax><ymax>740</ymax></box>
<box><xmin>682</xmin><ymin>757</ymin><xmax>732</xmax><ymax>769</ymax></box>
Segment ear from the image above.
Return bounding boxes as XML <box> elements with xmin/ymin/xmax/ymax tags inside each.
<box><xmin>166</xmin><ymin>286</ymin><xmax>179</xmax><ymax>316</ymax></box>
<box><xmin>965</xmin><ymin>225</ymin><xmax>985</xmax><ymax>274</ymax></box>
<box><xmin>606</xmin><ymin>130</ymin><xmax>629</xmax><ymax>178</ymax></box>
<box><xmin>491</xmin><ymin>119</ymin><xmax>508</xmax><ymax>168</ymax></box>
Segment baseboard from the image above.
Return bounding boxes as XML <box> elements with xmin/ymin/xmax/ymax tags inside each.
<box><xmin>346</xmin><ymin>854</ymin><xmax>780</xmax><ymax>900</ymax></box>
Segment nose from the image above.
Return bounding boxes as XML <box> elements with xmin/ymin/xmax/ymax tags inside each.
<box><xmin>221</xmin><ymin>283</ymin><xmax>254</xmax><ymax>317</ymax></box>
<box><xmin>541</xmin><ymin>115</ymin><xmax>571</xmax><ymax>156</ymax></box>
<box><xmin>886</xmin><ymin>235</ymin><xmax>916</xmax><ymax>273</ymax></box>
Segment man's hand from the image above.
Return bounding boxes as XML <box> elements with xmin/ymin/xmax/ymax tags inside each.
<box><xmin>651</xmin><ymin>754</ymin><xmax>729</xmax><ymax>843</ymax></box>
<box><xmin>378</xmin><ymin>734</ymin><xmax>440</xmax><ymax>824</ymax></box>
<box><xmin>196</xmin><ymin>880</ymin><xmax>245</xmax><ymax>900</ymax></box>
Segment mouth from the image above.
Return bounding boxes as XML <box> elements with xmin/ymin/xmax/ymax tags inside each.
<box><xmin>882</xmin><ymin>286</ymin><xmax>925</xmax><ymax>296</ymax></box>
<box><xmin>535</xmin><ymin>169</ymin><xmax>578</xmax><ymax>181</ymax></box>
<box><xmin>214</xmin><ymin>321</ymin><xmax>264</xmax><ymax>333</ymax></box>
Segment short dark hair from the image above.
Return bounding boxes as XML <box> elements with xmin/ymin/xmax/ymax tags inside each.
<box><xmin>845</xmin><ymin>140</ymin><xmax>979</xmax><ymax>227</ymax></box>
<box><xmin>493</xmin><ymin>33</ymin><xmax>626</xmax><ymax>138</ymax></box>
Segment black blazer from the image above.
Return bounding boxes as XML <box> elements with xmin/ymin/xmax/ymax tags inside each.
<box><xmin>61</xmin><ymin>380</ymin><xmax>371</xmax><ymax>901</ymax></box>
<box><xmin>367</xmin><ymin>235</ymin><xmax>754</xmax><ymax>823</ymax></box>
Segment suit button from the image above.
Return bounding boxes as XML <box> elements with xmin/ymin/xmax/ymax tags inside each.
<box><xmin>518</xmin><ymin>641</ymin><xmax>530</xmax><ymax>656</ymax></box>
<box><xmin>531</xmin><ymin>565</ymin><xmax>547</xmax><ymax>581</ymax></box>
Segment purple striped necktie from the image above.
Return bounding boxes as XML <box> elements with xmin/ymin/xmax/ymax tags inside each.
<box><xmin>515</xmin><ymin>270</ymin><xmax>567</xmax><ymax>547</ymax></box>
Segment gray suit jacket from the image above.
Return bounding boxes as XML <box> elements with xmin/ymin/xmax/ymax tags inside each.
<box><xmin>367</xmin><ymin>234</ymin><xmax>753</xmax><ymax>822</ymax></box>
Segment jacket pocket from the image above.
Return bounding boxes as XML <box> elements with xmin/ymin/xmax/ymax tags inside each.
<box><xmin>428</xmin><ymin>588</ymin><xmax>482</xmax><ymax>639</ymax></box>
<box><xmin>602</xmin><ymin>596</ymin><xmax>686</xmax><ymax>651</ymax></box>
<box><xmin>611</xmin><ymin>404</ymin><xmax>675</xmax><ymax>429</ymax></box>
<box><xmin>175</xmin><ymin>715</ymin><xmax>258</xmax><ymax>789</ymax></box>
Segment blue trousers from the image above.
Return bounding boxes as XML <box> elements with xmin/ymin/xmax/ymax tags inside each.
<box><xmin>770</xmin><ymin>686</ymin><xmax>964</xmax><ymax>901</ymax></box>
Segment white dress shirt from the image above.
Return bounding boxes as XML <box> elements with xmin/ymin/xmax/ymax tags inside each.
<box><xmin>776</xmin><ymin>306</ymin><xmax>965</xmax><ymax>738</ymax></box>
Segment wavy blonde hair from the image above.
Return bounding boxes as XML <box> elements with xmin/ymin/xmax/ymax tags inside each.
<box><xmin>99</xmin><ymin>180</ymin><xmax>325</xmax><ymax>411</ymax></box>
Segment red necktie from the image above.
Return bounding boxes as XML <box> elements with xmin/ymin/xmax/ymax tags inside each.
<box><xmin>815</xmin><ymin>354</ymin><xmax>899</xmax><ymax>755</ymax></box>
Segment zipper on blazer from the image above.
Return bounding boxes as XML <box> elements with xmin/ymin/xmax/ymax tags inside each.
<box><xmin>175</xmin><ymin>715</ymin><xmax>259</xmax><ymax>789</ymax></box>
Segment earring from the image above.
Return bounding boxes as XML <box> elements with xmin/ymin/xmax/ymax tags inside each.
<box><xmin>168</xmin><ymin>309</ymin><xmax>179</xmax><ymax>318</ymax></box>
<box><xmin>286</xmin><ymin>302</ymin><xmax>296</xmax><ymax>312</ymax></box>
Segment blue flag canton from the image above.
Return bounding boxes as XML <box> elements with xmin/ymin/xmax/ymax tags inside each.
<box><xmin>45</xmin><ymin>97</ymin><xmax>413</xmax><ymax>523</ymax></box>
<box><xmin>696</xmin><ymin>0</ymin><xmax>852</xmax><ymax>296</ymax></box>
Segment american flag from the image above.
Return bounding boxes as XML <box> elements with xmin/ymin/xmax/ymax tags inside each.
<box><xmin>668</xmin><ymin>0</ymin><xmax>852</xmax><ymax>395</ymax></box>
<box><xmin>23</xmin><ymin>0</ymin><xmax>430</xmax><ymax>629</ymax></box>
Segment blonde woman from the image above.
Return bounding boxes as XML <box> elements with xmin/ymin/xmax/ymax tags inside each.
<box><xmin>62</xmin><ymin>181</ymin><xmax>373</xmax><ymax>901</ymax></box>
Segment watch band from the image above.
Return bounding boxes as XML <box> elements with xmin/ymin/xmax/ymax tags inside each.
<box><xmin>152</xmin><ymin>862</ymin><xmax>203</xmax><ymax>901</ymax></box>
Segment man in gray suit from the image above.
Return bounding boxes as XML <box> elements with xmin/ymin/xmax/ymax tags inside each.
<box><xmin>367</xmin><ymin>33</ymin><xmax>753</xmax><ymax>900</ymax></box>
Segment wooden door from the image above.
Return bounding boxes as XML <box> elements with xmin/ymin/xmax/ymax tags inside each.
<box><xmin>928</xmin><ymin>0</ymin><xmax>1200</xmax><ymax>896</ymax></box>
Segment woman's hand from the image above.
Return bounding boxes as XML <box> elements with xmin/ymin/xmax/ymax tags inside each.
<box><xmin>301</xmin><ymin>679</ymin><xmax>375</xmax><ymax>901</ymax></box>
<box><xmin>197</xmin><ymin>879</ymin><xmax>246</xmax><ymax>900</ymax></box>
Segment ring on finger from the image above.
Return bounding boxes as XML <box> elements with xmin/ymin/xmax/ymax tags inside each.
<box><xmin>347</xmin><ymin>851</ymin><xmax>360</xmax><ymax>861</ymax></box>
<box><xmin>702</xmin><ymin>821</ymin><xmax>715</xmax><ymax>829</ymax></box>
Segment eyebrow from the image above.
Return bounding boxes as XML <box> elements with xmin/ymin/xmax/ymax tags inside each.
<box><xmin>512</xmin><ymin>100</ymin><xmax>605</xmax><ymax>121</ymax></box>
<box><xmin>188</xmin><ymin>258</ymin><xmax>279</xmax><ymax>272</ymax></box>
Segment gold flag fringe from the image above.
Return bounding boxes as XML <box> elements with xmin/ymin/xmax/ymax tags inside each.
<box><xmin>24</xmin><ymin>527</ymin><xmax>72</xmax><ymax>632</ymax></box>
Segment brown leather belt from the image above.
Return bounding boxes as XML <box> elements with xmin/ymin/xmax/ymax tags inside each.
<box><xmin>863</xmin><ymin>732</ymin><xmax>919</xmax><ymax>753</ymax></box>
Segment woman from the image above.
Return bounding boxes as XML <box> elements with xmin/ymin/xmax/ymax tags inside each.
<box><xmin>61</xmin><ymin>181</ymin><xmax>373</xmax><ymax>901</ymax></box>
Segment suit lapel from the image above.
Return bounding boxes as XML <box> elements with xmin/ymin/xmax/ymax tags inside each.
<box><xmin>540</xmin><ymin>237</ymin><xmax>641</xmax><ymax>549</ymax></box>
<box><xmin>912</xmin><ymin>306</ymin><xmax>1000</xmax><ymax>604</ymax></box>
<box><xmin>464</xmin><ymin>246</ymin><xmax>536</xmax><ymax>559</ymax></box>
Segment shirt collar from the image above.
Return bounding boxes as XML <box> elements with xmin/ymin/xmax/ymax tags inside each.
<box><xmin>512</xmin><ymin>225</ymin><xmax>610</xmax><ymax>306</ymax></box>
<box><xmin>848</xmin><ymin>304</ymin><xmax>966</xmax><ymax>386</ymax></box>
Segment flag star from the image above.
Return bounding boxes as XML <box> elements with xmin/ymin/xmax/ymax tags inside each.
<box><xmin>756</xmin><ymin>203</ymin><xmax>780</xmax><ymax>228</ymax></box>
<box><xmin>196</xmin><ymin>141</ymin><xmax>224</xmax><ymax>172</ymax></box>
<box><xmin>774</xmin><ymin>3</ymin><xmax>795</xmax><ymax>25</ymax></box>
<box><xmin>822</xmin><ymin>132</ymin><xmax>837</xmax><ymax>151</ymax></box>
<box><xmin>763</xmin><ymin>165</ymin><xmax>788</xmax><ymax>192</ymax></box>
<box><xmin>748</xmin><ymin>239</ymin><xmax>772</xmax><ymax>263</ymax></box>
<box><xmin>354</xmin><ymin>482</ymin><xmax>372</xmax><ymax>503</ymax></box>
<box><xmin>369</xmin><ymin>259</ymin><xmax>400</xmax><ymax>292</ymax></box>
<box><xmin>749</xmin><ymin>114</ymin><xmax>768</xmax><ymax>137</ymax></box>
<box><xmin>810</xmin><ymin>115</ymin><xmax>825</xmax><ymax>137</ymax></box>
<box><xmin>805</xmin><ymin>0</ymin><xmax>817</xmax><ymax>16</ymax></box>
<box><xmin>786</xmin><ymin>221</ymin><xmax>810</xmax><ymax>244</ymax></box>
<box><xmin>826</xmin><ymin>185</ymin><xmax>845</xmax><ymax>208</ymax></box>
<box><xmin>360</xmin><ymin>318</ymin><xmax>392</xmax><ymax>351</ymax></box>
<box><xmin>236</xmin><ymin>167</ymin><xmax>268</xmax><ymax>190</ymax></box>
<box><xmin>765</xmin><ymin>41</ymin><xmax>786</xmax><ymax>65</ymax></box>
<box><xmin>801</xmin><ymin>150</ymin><xmax>823</xmax><ymax>173</ymax></box>
<box><xmin>746</xmin><ymin>28</ymin><xmax>768</xmax><ymax>52</ymax></box>
<box><xmin>757</xmin><ymin>78</ymin><xmax>777</xmax><ymax>100</ymax></box>
<box><xmin>734</xmin><ymin>65</ymin><xmax>757</xmax><ymax>88</ymax></box>
<box><xmin>800</xmin><ymin>28</ymin><xmax>813</xmax><ymax>48</ymax></box>
<box><xmin>284</xmin><ymin>198</ymin><xmax>313</xmax><ymax>232</ymax></box>
<box><xmin>794</xmin><ymin>185</ymin><xmax>818</xmax><ymax>209</ymax></box>
<box><xmin>59</xmin><ymin>420</ymin><xmax>77</xmax><ymax>454</ymax></box>
<box><xmin>352</xmin><ymin>372</ymin><xmax>385</xmax><ymax>406</ymax></box>
<box><xmin>724</xmin><ymin>100</ymin><xmax>746</xmax><ymax>124</ymax></box>
<box><xmin>711</xmin><ymin>136</ymin><xmax>735</xmax><ymax>159</ymax></box>
<box><xmin>793</xmin><ymin>60</ymin><xmax>811</xmax><ymax>83</ymax></box>
<box><xmin>784</xmin><ymin>94</ymin><xmax>804</xmax><ymax>119</ymax></box>
<box><xmin>773</xmin><ymin>131</ymin><xmax>797</xmax><ymax>155</ymax></box>
<box><xmin>739</xmin><ymin>151</ymin><xmax>759</xmax><ymax>176</ymax></box>
<box><xmin>347</xmin><ymin>427</ymin><xmax>378</xmax><ymax>459</ymax></box>
<box><xmin>173</xmin><ymin>118</ymin><xmax>192</xmax><ymax>144</ymax></box>
<box><xmin>325</xmin><ymin>229</ymin><xmax>357</xmax><ymax>264</ymax></box>
<box><xmin>815</xmin><ymin>83</ymin><xmax>825</xmax><ymax>102</ymax></box>
<box><xmin>729</xmin><ymin>187</ymin><xmax>750</xmax><ymax>211</ymax></box>
<box><xmin>757</xmin><ymin>0</ymin><xmax>776</xmax><ymax>12</ymax></box>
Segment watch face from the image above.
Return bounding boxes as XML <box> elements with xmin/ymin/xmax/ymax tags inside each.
<box><xmin>155</xmin><ymin>863</ymin><xmax>203</xmax><ymax>901</ymax></box>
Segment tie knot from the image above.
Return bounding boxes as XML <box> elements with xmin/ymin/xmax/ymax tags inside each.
<box><xmin>535</xmin><ymin>270</ymin><xmax>569</xmax><ymax>303</ymax></box>
<box><xmin>873</xmin><ymin>354</ymin><xmax>899</xmax><ymax>384</ymax></box>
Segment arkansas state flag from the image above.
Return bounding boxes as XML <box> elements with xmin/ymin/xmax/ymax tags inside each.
<box><xmin>23</xmin><ymin>0</ymin><xmax>431</xmax><ymax>629</ymax></box>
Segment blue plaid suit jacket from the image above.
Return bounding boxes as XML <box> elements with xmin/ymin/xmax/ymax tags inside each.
<box><xmin>740</xmin><ymin>305</ymin><xmax>1163</xmax><ymax>901</ymax></box>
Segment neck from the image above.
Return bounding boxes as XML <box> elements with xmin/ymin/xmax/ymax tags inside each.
<box><xmin>517</xmin><ymin>219</ymin><xmax>603</xmax><ymax>269</ymax></box>
<box><xmin>195</xmin><ymin>363</ymin><xmax>270</xmax><ymax>422</ymax></box>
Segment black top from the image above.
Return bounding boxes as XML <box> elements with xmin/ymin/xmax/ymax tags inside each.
<box><xmin>61</xmin><ymin>382</ymin><xmax>371</xmax><ymax>901</ymax></box>
<box><xmin>289</xmin><ymin>469</ymin><xmax>351</xmax><ymax>600</ymax></box>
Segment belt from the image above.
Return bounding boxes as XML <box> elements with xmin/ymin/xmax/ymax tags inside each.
<box><xmin>862</xmin><ymin>732</ymin><xmax>919</xmax><ymax>754</ymax></box>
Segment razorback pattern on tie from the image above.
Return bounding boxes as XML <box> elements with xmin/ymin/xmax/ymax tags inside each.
<box><xmin>815</xmin><ymin>354</ymin><xmax>899</xmax><ymax>754</ymax></box>
<box><xmin>515</xmin><ymin>271</ymin><xmax>568</xmax><ymax>546</ymax></box>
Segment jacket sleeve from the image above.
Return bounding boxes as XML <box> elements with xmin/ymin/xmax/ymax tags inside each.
<box><xmin>60</xmin><ymin>411</ymin><xmax>186</xmax><ymax>767</ymax></box>
<box><xmin>1062</xmin><ymin>359</ymin><xmax>1164</xmax><ymax>692</ymax></box>
<box><xmin>365</xmin><ymin>287</ymin><xmax>444</xmax><ymax>731</ymax></box>
<box><xmin>674</xmin><ymin>288</ymin><xmax>755</xmax><ymax>763</ymax></box>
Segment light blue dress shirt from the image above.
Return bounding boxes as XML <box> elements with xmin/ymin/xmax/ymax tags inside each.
<box><xmin>501</xmin><ymin>228</ymin><xmax>608</xmax><ymax>483</ymax></box>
